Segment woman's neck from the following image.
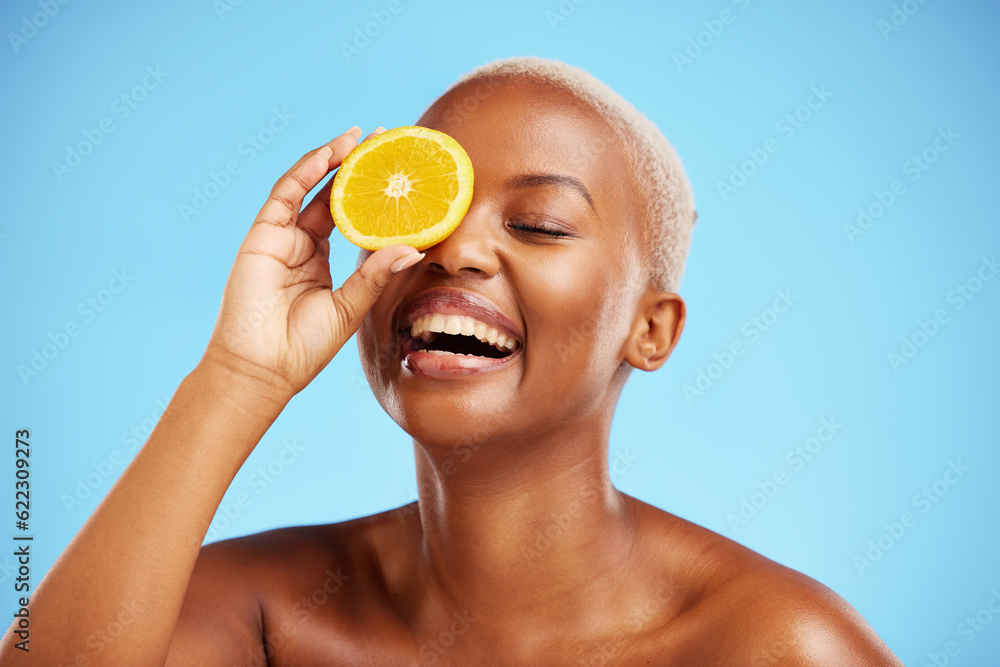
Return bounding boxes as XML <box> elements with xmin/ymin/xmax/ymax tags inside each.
<box><xmin>408</xmin><ymin>416</ymin><xmax>640</xmax><ymax>632</ymax></box>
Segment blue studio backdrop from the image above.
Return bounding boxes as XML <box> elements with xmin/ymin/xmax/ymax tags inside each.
<box><xmin>3</xmin><ymin>1</ymin><xmax>999</xmax><ymax>664</ymax></box>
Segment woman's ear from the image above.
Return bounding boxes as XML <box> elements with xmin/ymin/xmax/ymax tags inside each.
<box><xmin>622</xmin><ymin>291</ymin><xmax>686</xmax><ymax>372</ymax></box>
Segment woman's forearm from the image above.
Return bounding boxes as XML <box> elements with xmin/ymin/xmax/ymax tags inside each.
<box><xmin>0</xmin><ymin>360</ymin><xmax>287</xmax><ymax>666</ymax></box>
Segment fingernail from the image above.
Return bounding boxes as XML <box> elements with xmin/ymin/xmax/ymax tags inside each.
<box><xmin>374</xmin><ymin>126</ymin><xmax>386</xmax><ymax>133</ymax></box>
<box><xmin>317</xmin><ymin>145</ymin><xmax>334</xmax><ymax>160</ymax></box>
<box><xmin>344</xmin><ymin>126</ymin><xmax>362</xmax><ymax>140</ymax></box>
<box><xmin>391</xmin><ymin>251</ymin><xmax>425</xmax><ymax>274</ymax></box>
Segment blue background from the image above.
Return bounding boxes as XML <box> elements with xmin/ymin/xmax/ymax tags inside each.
<box><xmin>3</xmin><ymin>1</ymin><xmax>998</xmax><ymax>663</ymax></box>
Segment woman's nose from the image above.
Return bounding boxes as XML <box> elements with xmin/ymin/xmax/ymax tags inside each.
<box><xmin>421</xmin><ymin>204</ymin><xmax>500</xmax><ymax>278</ymax></box>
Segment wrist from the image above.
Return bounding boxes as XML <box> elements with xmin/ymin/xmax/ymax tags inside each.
<box><xmin>192</xmin><ymin>349</ymin><xmax>294</xmax><ymax>419</ymax></box>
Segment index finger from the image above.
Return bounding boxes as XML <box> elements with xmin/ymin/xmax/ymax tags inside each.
<box><xmin>298</xmin><ymin>126</ymin><xmax>389</xmax><ymax>242</ymax></box>
<box><xmin>253</xmin><ymin>127</ymin><xmax>363</xmax><ymax>241</ymax></box>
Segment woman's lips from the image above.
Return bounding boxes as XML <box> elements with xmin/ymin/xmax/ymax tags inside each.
<box><xmin>398</xmin><ymin>330</ymin><xmax>522</xmax><ymax>379</ymax></box>
<box><xmin>394</xmin><ymin>287</ymin><xmax>524</xmax><ymax>379</ymax></box>
<box><xmin>396</xmin><ymin>288</ymin><xmax>523</xmax><ymax>344</ymax></box>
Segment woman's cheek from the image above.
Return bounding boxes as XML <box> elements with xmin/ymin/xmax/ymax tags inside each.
<box><xmin>358</xmin><ymin>310</ymin><xmax>391</xmax><ymax>390</ymax></box>
<box><xmin>539</xmin><ymin>269</ymin><xmax>616</xmax><ymax>370</ymax></box>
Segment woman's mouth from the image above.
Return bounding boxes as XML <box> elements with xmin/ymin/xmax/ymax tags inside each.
<box><xmin>395</xmin><ymin>290</ymin><xmax>524</xmax><ymax>379</ymax></box>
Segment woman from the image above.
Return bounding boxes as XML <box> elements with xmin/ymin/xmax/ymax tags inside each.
<box><xmin>3</xmin><ymin>58</ymin><xmax>902</xmax><ymax>665</ymax></box>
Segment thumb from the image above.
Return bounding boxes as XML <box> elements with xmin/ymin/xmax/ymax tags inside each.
<box><xmin>328</xmin><ymin>244</ymin><xmax>424</xmax><ymax>338</ymax></box>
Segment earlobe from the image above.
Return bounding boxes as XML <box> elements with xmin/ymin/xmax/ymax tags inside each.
<box><xmin>623</xmin><ymin>291</ymin><xmax>686</xmax><ymax>372</ymax></box>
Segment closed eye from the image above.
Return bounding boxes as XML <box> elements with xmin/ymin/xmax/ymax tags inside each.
<box><xmin>507</xmin><ymin>219</ymin><xmax>569</xmax><ymax>238</ymax></box>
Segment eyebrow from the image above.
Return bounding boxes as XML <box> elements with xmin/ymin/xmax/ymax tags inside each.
<box><xmin>506</xmin><ymin>173</ymin><xmax>596</xmax><ymax>211</ymax></box>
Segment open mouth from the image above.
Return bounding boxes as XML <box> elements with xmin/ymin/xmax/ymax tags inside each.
<box><xmin>399</xmin><ymin>314</ymin><xmax>520</xmax><ymax>359</ymax></box>
<box><xmin>394</xmin><ymin>289</ymin><xmax>524</xmax><ymax>379</ymax></box>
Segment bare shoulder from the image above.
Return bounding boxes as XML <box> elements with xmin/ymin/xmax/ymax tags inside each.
<box><xmin>697</xmin><ymin>558</ymin><xmax>903</xmax><ymax>666</ymax></box>
<box><xmin>167</xmin><ymin>508</ymin><xmax>407</xmax><ymax>666</ymax></box>
<box><xmin>626</xmin><ymin>496</ymin><xmax>903</xmax><ymax>666</ymax></box>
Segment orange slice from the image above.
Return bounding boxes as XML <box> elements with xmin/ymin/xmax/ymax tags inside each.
<box><xmin>330</xmin><ymin>126</ymin><xmax>474</xmax><ymax>250</ymax></box>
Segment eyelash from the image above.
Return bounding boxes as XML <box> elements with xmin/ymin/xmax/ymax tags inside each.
<box><xmin>507</xmin><ymin>219</ymin><xmax>568</xmax><ymax>238</ymax></box>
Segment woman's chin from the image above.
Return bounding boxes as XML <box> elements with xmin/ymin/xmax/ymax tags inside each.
<box><xmin>384</xmin><ymin>389</ymin><xmax>514</xmax><ymax>452</ymax></box>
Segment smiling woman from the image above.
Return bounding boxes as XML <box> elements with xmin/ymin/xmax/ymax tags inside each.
<box><xmin>1</xmin><ymin>57</ymin><xmax>904</xmax><ymax>666</ymax></box>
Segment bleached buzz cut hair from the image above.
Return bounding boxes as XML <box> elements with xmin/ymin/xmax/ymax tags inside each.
<box><xmin>433</xmin><ymin>56</ymin><xmax>697</xmax><ymax>293</ymax></box>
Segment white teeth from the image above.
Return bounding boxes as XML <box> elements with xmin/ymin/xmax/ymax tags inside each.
<box><xmin>407</xmin><ymin>313</ymin><xmax>519</xmax><ymax>351</ymax></box>
<box><xmin>443</xmin><ymin>315</ymin><xmax>462</xmax><ymax>335</ymax></box>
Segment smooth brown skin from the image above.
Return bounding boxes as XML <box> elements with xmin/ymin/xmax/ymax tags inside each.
<box><xmin>1</xmin><ymin>79</ymin><xmax>904</xmax><ymax>666</ymax></box>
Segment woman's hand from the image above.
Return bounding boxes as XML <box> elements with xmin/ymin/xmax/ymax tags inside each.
<box><xmin>201</xmin><ymin>126</ymin><xmax>423</xmax><ymax>405</ymax></box>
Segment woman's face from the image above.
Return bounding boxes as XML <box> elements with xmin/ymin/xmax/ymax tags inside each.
<box><xmin>357</xmin><ymin>78</ymin><xmax>648</xmax><ymax>451</ymax></box>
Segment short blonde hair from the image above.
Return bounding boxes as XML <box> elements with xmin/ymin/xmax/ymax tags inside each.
<box><xmin>434</xmin><ymin>56</ymin><xmax>697</xmax><ymax>293</ymax></box>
